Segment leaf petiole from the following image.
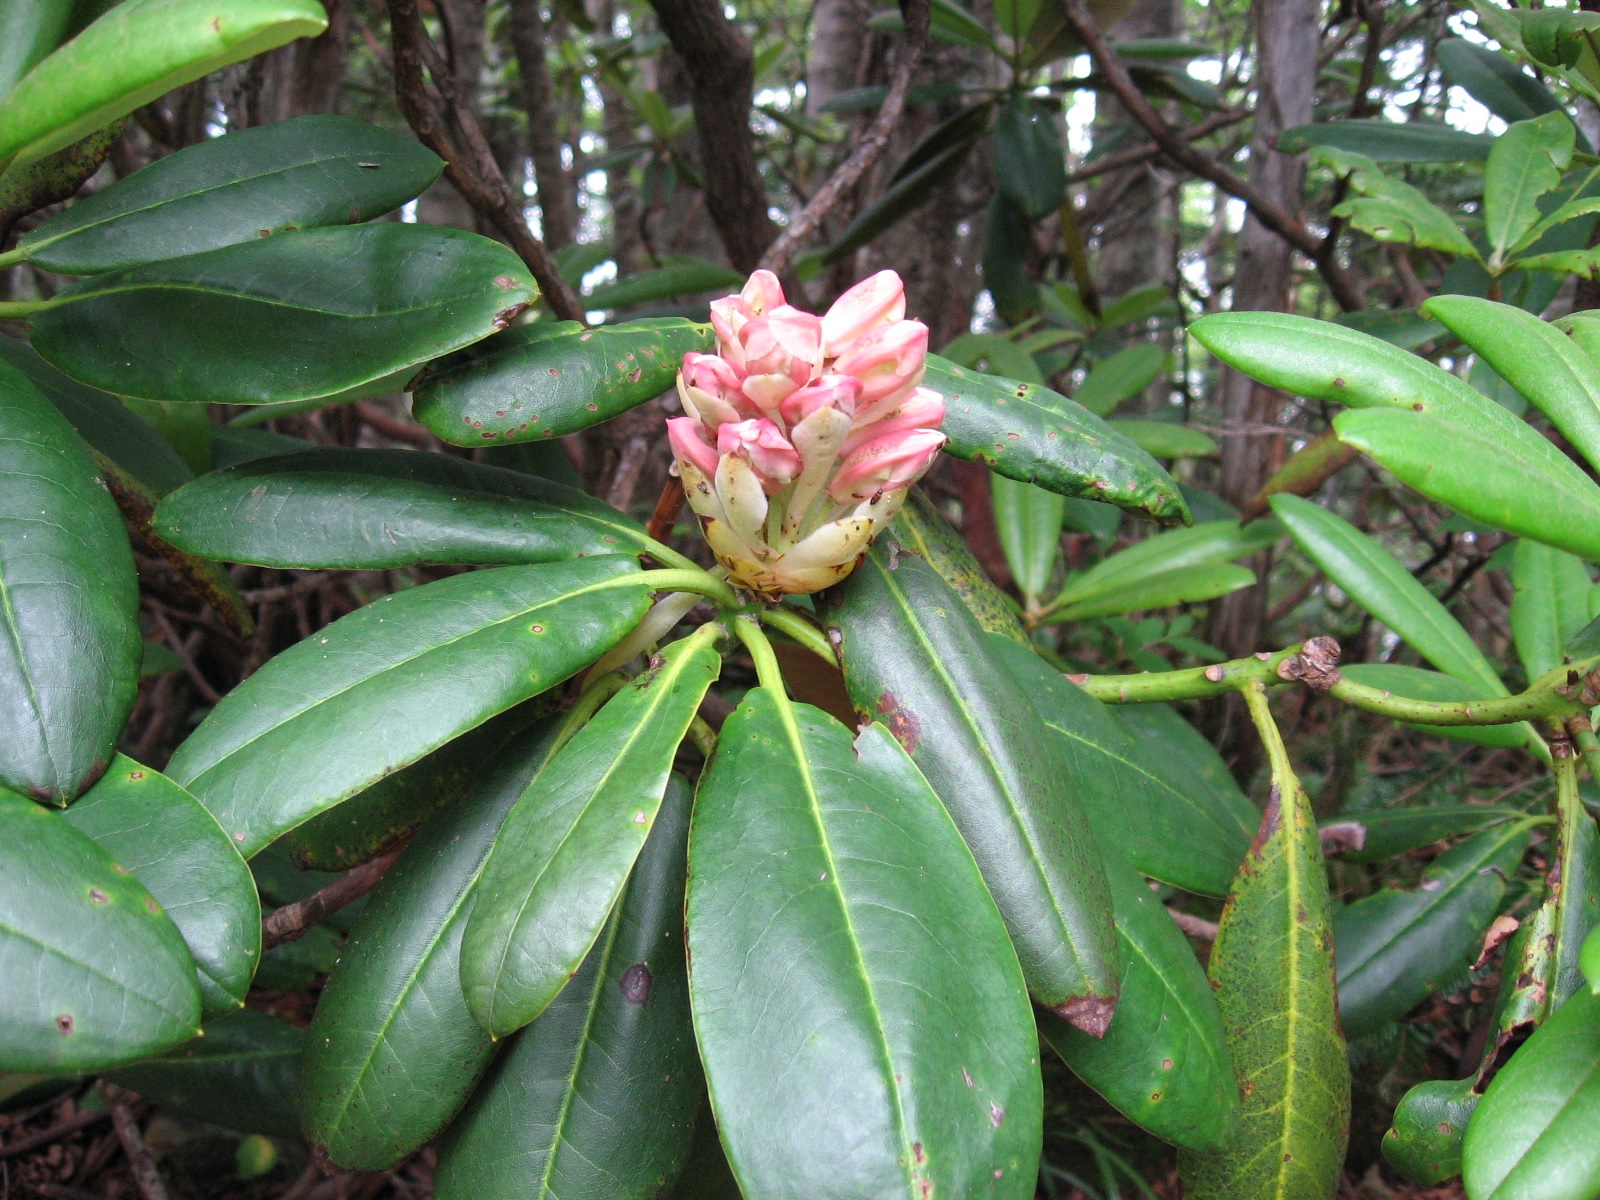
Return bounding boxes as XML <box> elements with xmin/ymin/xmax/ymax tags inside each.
<box><xmin>732</xmin><ymin>614</ymin><xmax>787</xmax><ymax>697</ymax></box>
<box><xmin>758</xmin><ymin>605</ymin><xmax>836</xmax><ymax>665</ymax></box>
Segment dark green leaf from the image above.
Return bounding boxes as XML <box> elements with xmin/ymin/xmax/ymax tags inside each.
<box><xmin>990</xmin><ymin>474</ymin><xmax>1063</xmax><ymax>605</ymax></box>
<box><xmin>1338</xmin><ymin>665</ymin><xmax>1533</xmax><ymax>751</ymax></box>
<box><xmin>1116</xmin><ymin>701</ymin><xmax>1254</xmax><ymax>824</ymax></box>
<box><xmin>994</xmin><ymin>95</ymin><xmax>1065</xmax><ymax>220</ymax></box>
<box><xmin>412</xmin><ymin>318</ymin><xmax>712</xmax><ymax>447</ymax></box>
<box><xmin>1280</xmin><ymin>119</ymin><xmax>1494</xmax><ymax>163</ymax></box>
<box><xmin>1511</xmin><ymin>539</ymin><xmax>1595</xmax><ymax>681</ymax></box>
<box><xmin>1049</xmin><ymin>519</ymin><xmax>1278</xmax><ymax>619</ymax></box>
<box><xmin>1073</xmin><ymin>343</ymin><xmax>1170</xmax><ymax>417</ymax></box>
<box><xmin>18</xmin><ymin>115</ymin><xmax>442</xmax><ymax>273</ymax></box>
<box><xmin>924</xmin><ymin>354</ymin><xmax>1189</xmax><ymax>524</ymax></box>
<box><xmin>1462</xmin><ymin>987</ymin><xmax>1600</xmax><ymax>1200</ymax></box>
<box><xmin>1323</xmin><ymin>803</ymin><xmax>1525</xmax><ymax>864</ymax></box>
<box><xmin>1437</xmin><ymin>38</ymin><xmax>1563</xmax><ymax>126</ymax></box>
<box><xmin>982</xmin><ymin>193</ymin><xmax>1039</xmax><ymax>323</ymax></box>
<box><xmin>165</xmin><ymin>556</ymin><xmax>652</xmax><ymax>856</ymax></box>
<box><xmin>1334</xmin><ymin>823</ymin><xmax>1529</xmax><ymax>1039</ymax></box>
<box><xmin>107</xmin><ymin>1009</ymin><xmax>303</xmax><ymax>1138</ymax></box>
<box><xmin>1049</xmin><ymin>561</ymin><xmax>1252</xmax><ymax>620</ymax></box>
<box><xmin>1039</xmin><ymin>850</ymin><xmax>1239</xmax><ymax>1152</ymax></box>
<box><xmin>435</xmin><ymin>775</ymin><xmax>700</xmax><ymax>1200</ymax></box>
<box><xmin>822</xmin><ymin>549</ymin><xmax>1120</xmax><ymax>1021</ymax></box>
<box><xmin>462</xmin><ymin>627</ymin><xmax>721</xmax><ymax>1036</ymax></box>
<box><xmin>1178</xmin><ymin>704</ymin><xmax>1350</xmax><ymax>1200</ymax></box>
<box><xmin>988</xmin><ymin>635</ymin><xmax>1254</xmax><ymax>897</ymax></box>
<box><xmin>1381</xmin><ymin>1078</ymin><xmax>1478</xmax><ymax>1186</ymax></box>
<box><xmin>62</xmin><ymin>756</ymin><xmax>259</xmax><ymax>1015</ymax></box>
<box><xmin>1107</xmin><ymin>418</ymin><xmax>1218</xmax><ymax>459</ymax></box>
<box><xmin>0</xmin><ymin>0</ymin><xmax>328</xmax><ymax>171</ymax></box>
<box><xmin>687</xmin><ymin>690</ymin><xmax>1042</xmax><ymax>1199</ymax></box>
<box><xmin>0</xmin><ymin>0</ymin><xmax>74</xmax><ymax>99</ymax></box>
<box><xmin>301</xmin><ymin>726</ymin><xmax>560</xmax><ymax>1170</ymax></box>
<box><xmin>889</xmin><ymin>489</ymin><xmax>1027</xmax><ymax>642</ymax></box>
<box><xmin>583</xmin><ymin>258</ymin><xmax>743</xmax><ymax>311</ymax></box>
<box><xmin>30</xmin><ymin>223</ymin><xmax>535</xmax><ymax>405</ymax></box>
<box><xmin>0</xmin><ymin>358</ymin><xmax>139</xmax><ymax>803</ymax></box>
<box><xmin>153</xmin><ymin>448</ymin><xmax>652</xmax><ymax>569</ymax></box>
<box><xmin>0</xmin><ymin>789</ymin><xmax>200</xmax><ymax>1071</ymax></box>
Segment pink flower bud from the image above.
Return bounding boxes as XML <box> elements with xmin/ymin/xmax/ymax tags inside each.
<box><xmin>738</xmin><ymin>310</ymin><xmax>823</xmax><ymax>384</ymax></box>
<box><xmin>667</xmin><ymin>416</ymin><xmax>719</xmax><ymax>480</ymax></box>
<box><xmin>821</xmin><ymin>270</ymin><xmax>906</xmax><ymax>358</ymax></box>
<box><xmin>830</xmin><ymin>319</ymin><xmax>929</xmax><ymax>408</ymax></box>
<box><xmin>828</xmin><ymin>427</ymin><xmax>947</xmax><ymax>504</ymax></box>
<box><xmin>717</xmin><ymin>418</ymin><xmax>802</xmax><ymax>491</ymax></box>
<box><xmin>840</xmin><ymin>386</ymin><xmax>944</xmax><ymax>458</ymax></box>
<box><xmin>678</xmin><ymin>352</ymin><xmax>750</xmax><ymax>429</ymax></box>
<box><xmin>741</xmin><ymin>269</ymin><xmax>787</xmax><ymax>315</ymax></box>
<box><xmin>779</xmin><ymin>374</ymin><xmax>863</xmax><ymax>426</ymax></box>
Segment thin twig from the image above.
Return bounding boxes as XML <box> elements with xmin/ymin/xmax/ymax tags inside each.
<box><xmin>149</xmin><ymin>606</ymin><xmax>222</xmax><ymax>705</ymax></box>
<box><xmin>1167</xmin><ymin>908</ymin><xmax>1219</xmax><ymax>942</ymax></box>
<box><xmin>0</xmin><ymin>1110</ymin><xmax>111</xmax><ymax>1161</ymax></box>
<box><xmin>646</xmin><ymin>475</ymin><xmax>687</xmax><ymax>543</ymax></box>
<box><xmin>759</xmin><ymin>0</ymin><xmax>931</xmax><ymax>274</ymax></box>
<box><xmin>261</xmin><ymin>842</ymin><xmax>407</xmax><ymax>950</ymax></box>
<box><xmin>101</xmin><ymin>1089</ymin><xmax>169</xmax><ymax>1200</ymax></box>
<box><xmin>354</xmin><ymin>401</ymin><xmax>437</xmax><ymax>448</ymax></box>
<box><xmin>385</xmin><ymin>0</ymin><xmax>584</xmax><ymax>321</ymax></box>
<box><xmin>1064</xmin><ymin>109</ymin><xmax>1248</xmax><ymax>185</ymax></box>
<box><xmin>1058</xmin><ymin>0</ymin><xmax>1364</xmax><ymax>313</ymax></box>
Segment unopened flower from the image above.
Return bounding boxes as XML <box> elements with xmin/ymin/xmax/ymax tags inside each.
<box><xmin>669</xmin><ymin>270</ymin><xmax>947</xmax><ymax>596</ymax></box>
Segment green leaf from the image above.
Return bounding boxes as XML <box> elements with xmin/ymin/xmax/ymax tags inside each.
<box><xmin>1437</xmin><ymin>38</ymin><xmax>1563</xmax><ymax>126</ymax></box>
<box><xmin>412</xmin><ymin>318</ymin><xmax>713</xmax><ymax>447</ymax></box>
<box><xmin>1511</xmin><ymin>539</ymin><xmax>1595</xmax><ymax>680</ymax></box>
<box><xmin>289</xmin><ymin>700</ymin><xmax>550</xmax><ymax>871</ymax></box>
<box><xmin>1049</xmin><ymin>519</ymin><xmax>1278</xmax><ymax>618</ymax></box>
<box><xmin>18</xmin><ymin>115</ymin><xmax>441</xmax><ymax>274</ymax></box>
<box><xmin>0</xmin><ymin>0</ymin><xmax>74</xmax><ymax>100</ymax></box>
<box><xmin>300</xmin><ymin>726</ymin><xmax>560</xmax><ymax>1170</ymax></box>
<box><xmin>1582</xmin><ymin>923</ymin><xmax>1600</xmax><ymax>994</ymax></box>
<box><xmin>1314</xmin><ymin>147</ymin><xmax>1481</xmax><ymax>260</ymax></box>
<box><xmin>165</xmin><ymin>556</ymin><xmax>651</xmax><ymax>856</ymax></box>
<box><xmin>1338</xmin><ymin>665</ymin><xmax>1534</xmax><ymax>751</ymax></box>
<box><xmin>1049</xmin><ymin>561</ymin><xmax>1253</xmax><ymax>621</ymax></box>
<box><xmin>1280</xmin><ymin>119</ymin><xmax>1494</xmax><ymax>163</ymax></box>
<box><xmin>1462</xmin><ymin>987</ymin><xmax>1600</xmax><ymax>1200</ymax></box>
<box><xmin>688</xmin><ymin>689</ymin><xmax>1042</xmax><ymax>1199</ymax></box>
<box><xmin>890</xmin><ymin>488</ymin><xmax>1028</xmax><ymax>642</ymax></box>
<box><xmin>0</xmin><ymin>358</ymin><xmax>139</xmax><ymax>803</ymax></box>
<box><xmin>153</xmin><ymin>448</ymin><xmax>652</xmax><ymax>569</ymax></box>
<box><xmin>62</xmin><ymin>756</ymin><xmax>259</xmax><ymax>1016</ymax></box>
<box><xmin>990</xmin><ymin>474</ymin><xmax>1063</xmax><ymax>606</ymax></box>
<box><xmin>1107</xmin><ymin>418</ymin><xmax>1217</xmax><ymax>460</ymax></box>
<box><xmin>1382</xmin><ymin>1078</ymin><xmax>1479</xmax><ymax>1186</ymax></box>
<box><xmin>107</xmin><ymin>1009</ymin><xmax>304</xmax><ymax>1138</ymax></box>
<box><xmin>462</xmin><ymin>627</ymin><xmax>721</xmax><ymax>1037</ymax></box>
<box><xmin>1484</xmin><ymin>112</ymin><xmax>1575</xmax><ymax>263</ymax></box>
<box><xmin>994</xmin><ymin>0</ymin><xmax>1043</xmax><ymax>43</ymax></box>
<box><xmin>924</xmin><ymin>354</ymin><xmax>1189</xmax><ymax>524</ymax></box>
<box><xmin>1117</xmin><ymin>701</ymin><xmax>1256</xmax><ymax>825</ymax></box>
<box><xmin>993</xmin><ymin>95</ymin><xmax>1065</xmax><ymax>220</ymax></box>
<box><xmin>982</xmin><ymin>193</ymin><xmax>1039</xmax><ymax>323</ymax></box>
<box><xmin>822</xmin><ymin>549</ymin><xmax>1120</xmax><ymax>1022</ymax></box>
<box><xmin>988</xmin><ymin>635</ymin><xmax>1255</xmax><ymax>897</ymax></box>
<box><xmin>0</xmin><ymin>0</ymin><xmax>329</xmax><ymax>172</ymax></box>
<box><xmin>1072</xmin><ymin>343</ymin><xmax>1170</xmax><ymax>417</ymax></box>
<box><xmin>0</xmin><ymin>789</ymin><xmax>201</xmax><ymax>1071</ymax></box>
<box><xmin>435</xmin><ymin>775</ymin><xmax>700</xmax><ymax>1200</ymax></box>
<box><xmin>1098</xmin><ymin>283</ymin><xmax>1175</xmax><ymax>330</ymax></box>
<box><xmin>1333</xmin><ymin>405</ymin><xmax>1600</xmax><ymax>562</ymax></box>
<box><xmin>1178</xmin><ymin>704</ymin><xmax>1350</xmax><ymax>1200</ymax></box>
<box><xmin>1334</xmin><ymin>823</ymin><xmax>1529</xmax><ymax>1039</ymax></box>
<box><xmin>1272</xmin><ymin>494</ymin><xmax>1506</xmax><ymax>695</ymax></box>
<box><xmin>583</xmin><ymin>258</ymin><xmax>743</xmax><ymax>311</ymax></box>
<box><xmin>1322</xmin><ymin>804</ymin><xmax>1526</xmax><ymax>864</ymax></box>
<box><xmin>1426</xmin><ymin>296</ymin><xmax>1600</xmax><ymax>475</ymax></box>
<box><xmin>30</xmin><ymin>223</ymin><xmax>535</xmax><ymax>405</ymax></box>
<box><xmin>1040</xmin><ymin>849</ymin><xmax>1239</xmax><ymax>1152</ymax></box>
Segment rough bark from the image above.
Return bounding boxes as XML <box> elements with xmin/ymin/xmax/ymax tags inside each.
<box><xmin>509</xmin><ymin>0</ymin><xmax>575</xmax><ymax>249</ymax></box>
<box><xmin>806</xmin><ymin>0</ymin><xmax>874</xmax><ymax>115</ymax></box>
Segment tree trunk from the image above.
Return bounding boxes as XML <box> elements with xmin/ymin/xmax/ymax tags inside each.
<box><xmin>806</xmin><ymin>0</ymin><xmax>873</xmax><ymax>115</ymax></box>
<box><xmin>508</xmin><ymin>0</ymin><xmax>575</xmax><ymax>250</ymax></box>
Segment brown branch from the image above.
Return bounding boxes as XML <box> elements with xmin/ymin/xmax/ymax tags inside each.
<box><xmin>647</xmin><ymin>0</ymin><xmax>778</xmax><ymax>272</ymax></box>
<box><xmin>508</xmin><ymin>0</ymin><xmax>574</xmax><ymax>250</ymax></box>
<box><xmin>646</xmin><ymin>475</ymin><xmax>687</xmax><ymax>543</ymax></box>
<box><xmin>1065</xmin><ymin>109</ymin><xmax>1248</xmax><ymax>185</ymax></box>
<box><xmin>1167</xmin><ymin>908</ymin><xmax>1218</xmax><ymax>942</ymax></box>
<box><xmin>261</xmin><ymin>842</ymin><xmax>407</xmax><ymax>950</ymax></box>
<box><xmin>1058</xmin><ymin>0</ymin><xmax>1364</xmax><ymax>313</ymax></box>
<box><xmin>386</xmin><ymin>0</ymin><xmax>585</xmax><ymax>321</ymax></box>
<box><xmin>0</xmin><ymin>1109</ymin><xmax>111</xmax><ymax>1160</ymax></box>
<box><xmin>100</xmin><ymin>1088</ymin><xmax>170</xmax><ymax>1200</ymax></box>
<box><xmin>759</xmin><ymin>0</ymin><xmax>931</xmax><ymax>274</ymax></box>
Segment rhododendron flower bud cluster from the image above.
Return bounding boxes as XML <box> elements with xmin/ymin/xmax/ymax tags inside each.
<box><xmin>667</xmin><ymin>269</ymin><xmax>946</xmax><ymax>595</ymax></box>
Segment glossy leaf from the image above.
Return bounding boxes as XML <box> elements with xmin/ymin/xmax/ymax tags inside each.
<box><xmin>1040</xmin><ymin>850</ymin><xmax>1240</xmax><ymax>1152</ymax></box>
<box><xmin>413</xmin><ymin>318</ymin><xmax>713</xmax><ymax>447</ymax></box>
<box><xmin>990</xmin><ymin>634</ymin><xmax>1254</xmax><ymax>897</ymax></box>
<box><xmin>1178</xmin><ymin>704</ymin><xmax>1350</xmax><ymax>1200</ymax></box>
<box><xmin>1072</xmin><ymin>343</ymin><xmax>1170</xmax><ymax>417</ymax></box>
<box><xmin>462</xmin><ymin>627</ymin><xmax>721</xmax><ymax>1037</ymax></box>
<box><xmin>0</xmin><ymin>789</ymin><xmax>201</xmax><ymax>1071</ymax></box>
<box><xmin>923</xmin><ymin>354</ymin><xmax>1189</xmax><ymax>524</ymax></box>
<box><xmin>0</xmin><ymin>0</ymin><xmax>328</xmax><ymax>171</ymax></box>
<box><xmin>62</xmin><ymin>756</ymin><xmax>259</xmax><ymax>1015</ymax></box>
<box><xmin>688</xmin><ymin>690</ymin><xmax>1042</xmax><ymax>1199</ymax></box>
<box><xmin>1049</xmin><ymin>561</ymin><xmax>1253</xmax><ymax>621</ymax></box>
<box><xmin>990</xmin><ymin>473</ymin><xmax>1063</xmax><ymax>606</ymax></box>
<box><xmin>1116</xmin><ymin>701</ymin><xmax>1255</xmax><ymax>822</ymax></box>
<box><xmin>435</xmin><ymin>775</ymin><xmax>700</xmax><ymax>1200</ymax></box>
<box><xmin>107</xmin><ymin>1009</ymin><xmax>303</xmax><ymax>1138</ymax></box>
<box><xmin>583</xmin><ymin>257</ymin><xmax>742</xmax><ymax>311</ymax></box>
<box><xmin>1273</xmin><ymin>494</ymin><xmax>1506</xmax><ymax>694</ymax></box>
<box><xmin>1335</xmin><ymin>823</ymin><xmax>1529</xmax><ymax>1039</ymax></box>
<box><xmin>301</xmin><ymin>727</ymin><xmax>559</xmax><ymax>1170</ymax></box>
<box><xmin>1107</xmin><ymin>418</ymin><xmax>1218</xmax><ymax>459</ymax></box>
<box><xmin>1581</xmin><ymin>923</ymin><xmax>1600</xmax><ymax>994</ymax></box>
<box><xmin>1049</xmin><ymin>519</ymin><xmax>1278</xmax><ymax>618</ymax></box>
<box><xmin>1333</xmin><ymin>405</ymin><xmax>1600</xmax><ymax>562</ymax></box>
<box><xmin>1462</xmin><ymin>987</ymin><xmax>1600</xmax><ymax>1200</ymax></box>
<box><xmin>1484</xmin><ymin>112</ymin><xmax>1574</xmax><ymax>261</ymax></box>
<box><xmin>153</xmin><ymin>448</ymin><xmax>651</xmax><ymax>569</ymax></box>
<box><xmin>166</xmin><ymin>556</ymin><xmax>651</xmax><ymax>856</ymax></box>
<box><xmin>0</xmin><ymin>0</ymin><xmax>74</xmax><ymax>98</ymax></box>
<box><xmin>1278</xmin><ymin>119</ymin><xmax>1494</xmax><ymax>163</ymax></box>
<box><xmin>1382</xmin><ymin>1078</ymin><xmax>1479</xmax><ymax>1186</ymax></box>
<box><xmin>1511</xmin><ymin>539</ymin><xmax>1595</xmax><ymax>680</ymax></box>
<box><xmin>1552</xmin><ymin>765</ymin><xmax>1600</xmax><ymax>1009</ymax></box>
<box><xmin>889</xmin><ymin>488</ymin><xmax>1027</xmax><ymax>642</ymax></box>
<box><xmin>823</xmin><ymin>549</ymin><xmax>1120</xmax><ymax>1021</ymax></box>
<box><xmin>994</xmin><ymin>95</ymin><xmax>1065</xmax><ymax>220</ymax></box>
<box><xmin>19</xmin><ymin>115</ymin><xmax>441</xmax><ymax>274</ymax></box>
<box><xmin>30</xmin><ymin>223</ymin><xmax>535</xmax><ymax>405</ymax></box>
<box><xmin>1339</xmin><ymin>664</ymin><xmax>1533</xmax><ymax>750</ymax></box>
<box><xmin>0</xmin><ymin>358</ymin><xmax>139</xmax><ymax>803</ymax></box>
<box><xmin>1323</xmin><ymin>803</ymin><xmax>1525</xmax><ymax>864</ymax></box>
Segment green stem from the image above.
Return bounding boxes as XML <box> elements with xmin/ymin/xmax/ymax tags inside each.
<box><xmin>629</xmin><ymin>567</ymin><xmax>740</xmax><ymax>609</ymax></box>
<box><xmin>1074</xmin><ymin>646</ymin><xmax>1302</xmax><ymax>703</ymax></box>
<box><xmin>1569</xmin><ymin>718</ymin><xmax>1600</xmax><ymax>786</ymax></box>
<box><xmin>687</xmin><ymin>715</ymin><xmax>718</xmax><ymax>759</ymax></box>
<box><xmin>0</xmin><ymin>298</ymin><xmax>51</xmax><ymax>319</ymax></box>
<box><xmin>552</xmin><ymin>670</ymin><xmax>629</xmax><ymax>752</ymax></box>
<box><xmin>1327</xmin><ymin>678</ymin><xmax>1584</xmax><ymax>727</ymax></box>
<box><xmin>732</xmin><ymin>614</ymin><xmax>787</xmax><ymax>697</ymax></box>
<box><xmin>0</xmin><ymin>245</ymin><xmax>28</xmax><ymax>272</ymax></box>
<box><xmin>1241</xmin><ymin>680</ymin><xmax>1296</xmax><ymax>789</ymax></box>
<box><xmin>759</xmin><ymin>605</ymin><xmax>836</xmax><ymax>665</ymax></box>
<box><xmin>638</xmin><ymin>535</ymin><xmax>703</xmax><ymax>575</ymax></box>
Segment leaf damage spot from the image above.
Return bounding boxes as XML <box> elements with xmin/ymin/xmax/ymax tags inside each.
<box><xmin>88</xmin><ymin>888</ymin><xmax>109</xmax><ymax>904</ymax></box>
<box><xmin>875</xmin><ymin>693</ymin><xmax>920</xmax><ymax>752</ymax></box>
<box><xmin>494</xmin><ymin>303</ymin><xmax>530</xmax><ymax>330</ymax></box>
<box><xmin>989</xmin><ymin>1102</ymin><xmax>1005</xmax><ymax>1127</ymax></box>
<box><xmin>56</xmin><ymin>1014</ymin><xmax>74</xmax><ymax>1036</ymax></box>
<box><xmin>619</xmin><ymin>962</ymin><xmax>653</xmax><ymax>1005</ymax></box>
<box><xmin>1055</xmin><ymin>994</ymin><xmax>1116</xmax><ymax>1038</ymax></box>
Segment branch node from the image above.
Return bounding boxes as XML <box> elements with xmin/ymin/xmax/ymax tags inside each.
<box><xmin>1278</xmin><ymin>635</ymin><xmax>1342</xmax><ymax>691</ymax></box>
